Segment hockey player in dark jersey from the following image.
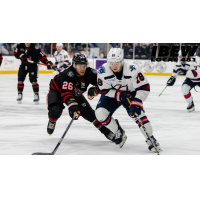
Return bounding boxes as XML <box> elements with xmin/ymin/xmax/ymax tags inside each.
<box><xmin>0</xmin><ymin>53</ymin><xmax>2</xmax><ymax>66</ymax></box>
<box><xmin>14</xmin><ymin>43</ymin><xmax>53</xmax><ymax>104</ymax></box>
<box><xmin>47</xmin><ymin>54</ymin><xmax>115</xmax><ymax>141</ymax></box>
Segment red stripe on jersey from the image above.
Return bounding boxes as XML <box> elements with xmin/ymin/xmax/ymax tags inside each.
<box><xmin>63</xmin><ymin>95</ymin><xmax>74</xmax><ymax>103</ymax></box>
<box><xmin>191</xmin><ymin>70</ymin><xmax>198</xmax><ymax>77</ymax></box>
<box><xmin>61</xmin><ymin>92</ymin><xmax>74</xmax><ymax>97</ymax></box>
<box><xmin>136</xmin><ymin>84</ymin><xmax>150</xmax><ymax>91</ymax></box>
<box><xmin>53</xmin><ymin>79</ymin><xmax>61</xmax><ymax>92</ymax></box>
<box><xmin>50</xmin><ymin>81</ymin><xmax>56</xmax><ymax>90</ymax></box>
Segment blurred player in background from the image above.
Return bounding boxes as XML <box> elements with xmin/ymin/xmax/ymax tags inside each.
<box><xmin>167</xmin><ymin>50</ymin><xmax>200</xmax><ymax>112</ymax></box>
<box><xmin>14</xmin><ymin>43</ymin><xmax>53</xmax><ymax>104</ymax></box>
<box><xmin>46</xmin><ymin>54</ymin><xmax>115</xmax><ymax>141</ymax></box>
<box><xmin>0</xmin><ymin>53</ymin><xmax>2</xmax><ymax>66</ymax></box>
<box><xmin>52</xmin><ymin>43</ymin><xmax>71</xmax><ymax>77</ymax></box>
<box><xmin>95</xmin><ymin>48</ymin><xmax>162</xmax><ymax>152</ymax></box>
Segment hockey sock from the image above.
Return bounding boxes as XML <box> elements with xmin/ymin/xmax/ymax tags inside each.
<box><xmin>101</xmin><ymin>115</ymin><xmax>118</xmax><ymax>133</ymax></box>
<box><xmin>183</xmin><ymin>92</ymin><xmax>193</xmax><ymax>104</ymax></box>
<box><xmin>133</xmin><ymin>114</ymin><xmax>153</xmax><ymax>139</ymax></box>
<box><xmin>17</xmin><ymin>82</ymin><xmax>24</xmax><ymax>94</ymax></box>
<box><xmin>32</xmin><ymin>82</ymin><xmax>39</xmax><ymax>93</ymax></box>
<box><xmin>93</xmin><ymin>119</ymin><xmax>111</xmax><ymax>135</ymax></box>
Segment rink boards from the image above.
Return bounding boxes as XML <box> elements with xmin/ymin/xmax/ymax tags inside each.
<box><xmin>0</xmin><ymin>56</ymin><xmax>175</xmax><ymax>76</ymax></box>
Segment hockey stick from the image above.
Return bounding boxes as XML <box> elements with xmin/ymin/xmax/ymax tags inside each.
<box><xmin>159</xmin><ymin>71</ymin><xmax>182</xmax><ymax>96</ymax></box>
<box><xmin>32</xmin><ymin>118</ymin><xmax>74</xmax><ymax>155</ymax></box>
<box><xmin>158</xmin><ymin>76</ymin><xmax>176</xmax><ymax>96</ymax></box>
<box><xmin>127</xmin><ymin>98</ymin><xmax>160</xmax><ymax>155</ymax></box>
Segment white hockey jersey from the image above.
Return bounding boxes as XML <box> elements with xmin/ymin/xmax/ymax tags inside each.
<box><xmin>54</xmin><ymin>50</ymin><xmax>71</xmax><ymax>68</ymax></box>
<box><xmin>97</xmin><ymin>61</ymin><xmax>150</xmax><ymax>102</ymax></box>
<box><xmin>172</xmin><ymin>56</ymin><xmax>200</xmax><ymax>82</ymax></box>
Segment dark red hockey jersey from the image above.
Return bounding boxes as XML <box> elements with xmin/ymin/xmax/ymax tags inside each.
<box><xmin>50</xmin><ymin>66</ymin><xmax>98</xmax><ymax>105</ymax></box>
<box><xmin>14</xmin><ymin>43</ymin><xmax>48</xmax><ymax>65</ymax></box>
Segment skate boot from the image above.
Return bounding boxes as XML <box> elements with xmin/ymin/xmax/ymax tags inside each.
<box><xmin>47</xmin><ymin>120</ymin><xmax>56</xmax><ymax>135</ymax></box>
<box><xmin>187</xmin><ymin>101</ymin><xmax>195</xmax><ymax>112</ymax></box>
<box><xmin>114</xmin><ymin>119</ymin><xmax>127</xmax><ymax>148</ymax></box>
<box><xmin>33</xmin><ymin>92</ymin><xmax>40</xmax><ymax>105</ymax></box>
<box><xmin>105</xmin><ymin>131</ymin><xmax>115</xmax><ymax>142</ymax></box>
<box><xmin>146</xmin><ymin>135</ymin><xmax>162</xmax><ymax>153</ymax></box>
<box><xmin>17</xmin><ymin>93</ymin><xmax>23</xmax><ymax>104</ymax></box>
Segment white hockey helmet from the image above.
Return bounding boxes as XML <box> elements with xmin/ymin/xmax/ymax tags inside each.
<box><xmin>107</xmin><ymin>48</ymin><xmax>124</xmax><ymax>63</ymax></box>
<box><xmin>56</xmin><ymin>43</ymin><xmax>63</xmax><ymax>47</ymax></box>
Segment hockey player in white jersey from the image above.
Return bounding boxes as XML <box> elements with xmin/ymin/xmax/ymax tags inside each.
<box><xmin>94</xmin><ymin>48</ymin><xmax>162</xmax><ymax>153</ymax></box>
<box><xmin>53</xmin><ymin>43</ymin><xmax>71</xmax><ymax>77</ymax></box>
<box><xmin>167</xmin><ymin>50</ymin><xmax>200</xmax><ymax>112</ymax></box>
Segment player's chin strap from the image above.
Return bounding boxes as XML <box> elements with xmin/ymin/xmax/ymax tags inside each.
<box><xmin>127</xmin><ymin>98</ymin><xmax>160</xmax><ymax>155</ymax></box>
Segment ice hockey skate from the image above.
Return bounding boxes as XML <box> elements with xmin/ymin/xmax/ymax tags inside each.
<box><xmin>146</xmin><ymin>136</ymin><xmax>162</xmax><ymax>153</ymax></box>
<box><xmin>33</xmin><ymin>93</ymin><xmax>39</xmax><ymax>105</ymax></box>
<box><xmin>114</xmin><ymin>119</ymin><xmax>127</xmax><ymax>148</ymax></box>
<box><xmin>17</xmin><ymin>93</ymin><xmax>23</xmax><ymax>104</ymax></box>
<box><xmin>187</xmin><ymin>101</ymin><xmax>195</xmax><ymax>112</ymax></box>
<box><xmin>47</xmin><ymin>120</ymin><xmax>56</xmax><ymax>135</ymax></box>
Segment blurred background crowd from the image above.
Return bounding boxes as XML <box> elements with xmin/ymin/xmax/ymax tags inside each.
<box><xmin>1</xmin><ymin>43</ymin><xmax>200</xmax><ymax>59</ymax></box>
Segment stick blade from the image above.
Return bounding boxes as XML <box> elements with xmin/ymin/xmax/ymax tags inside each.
<box><xmin>32</xmin><ymin>152</ymin><xmax>54</xmax><ymax>155</ymax></box>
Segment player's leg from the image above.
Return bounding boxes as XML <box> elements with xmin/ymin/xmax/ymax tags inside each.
<box><xmin>17</xmin><ymin>65</ymin><xmax>28</xmax><ymax>103</ymax></box>
<box><xmin>181</xmin><ymin>78</ymin><xmax>195</xmax><ymax>112</ymax></box>
<box><xmin>95</xmin><ymin>95</ymin><xmax>127</xmax><ymax>148</ymax></box>
<box><xmin>123</xmin><ymin>103</ymin><xmax>162</xmax><ymax>153</ymax></box>
<box><xmin>75</xmin><ymin>94</ymin><xmax>115</xmax><ymax>141</ymax></box>
<box><xmin>47</xmin><ymin>89</ymin><xmax>65</xmax><ymax>134</ymax></box>
<box><xmin>29</xmin><ymin>65</ymin><xmax>40</xmax><ymax>104</ymax></box>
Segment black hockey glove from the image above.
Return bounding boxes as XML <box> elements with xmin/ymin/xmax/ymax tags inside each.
<box><xmin>68</xmin><ymin>103</ymin><xmax>81</xmax><ymax>120</ymax></box>
<box><xmin>128</xmin><ymin>98</ymin><xmax>143</xmax><ymax>118</ymax></box>
<box><xmin>20</xmin><ymin>54</ymin><xmax>28</xmax><ymax>63</ymax></box>
<box><xmin>167</xmin><ymin>76</ymin><xmax>176</xmax><ymax>86</ymax></box>
<box><xmin>88</xmin><ymin>86</ymin><xmax>100</xmax><ymax>100</ymax></box>
<box><xmin>46</xmin><ymin>61</ymin><xmax>53</xmax><ymax>70</ymax></box>
<box><xmin>115</xmin><ymin>90</ymin><xmax>136</xmax><ymax>103</ymax></box>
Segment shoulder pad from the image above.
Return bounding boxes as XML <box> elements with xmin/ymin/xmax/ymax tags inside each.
<box><xmin>98</xmin><ymin>65</ymin><xmax>106</xmax><ymax>74</ymax></box>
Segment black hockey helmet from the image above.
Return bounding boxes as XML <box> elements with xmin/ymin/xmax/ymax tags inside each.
<box><xmin>72</xmin><ymin>54</ymin><xmax>88</xmax><ymax>66</ymax></box>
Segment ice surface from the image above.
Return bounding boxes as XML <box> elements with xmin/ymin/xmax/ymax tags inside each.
<box><xmin>0</xmin><ymin>74</ymin><xmax>200</xmax><ymax>155</ymax></box>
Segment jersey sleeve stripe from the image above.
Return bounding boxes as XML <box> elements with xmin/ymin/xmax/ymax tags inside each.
<box><xmin>53</xmin><ymin>79</ymin><xmax>61</xmax><ymax>92</ymax></box>
<box><xmin>136</xmin><ymin>83</ymin><xmax>150</xmax><ymax>92</ymax></box>
<box><xmin>191</xmin><ymin>70</ymin><xmax>198</xmax><ymax>77</ymax></box>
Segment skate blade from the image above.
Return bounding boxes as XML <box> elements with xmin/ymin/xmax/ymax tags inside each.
<box><xmin>17</xmin><ymin>101</ymin><xmax>22</xmax><ymax>104</ymax></box>
<box><xmin>188</xmin><ymin>108</ymin><xmax>195</xmax><ymax>112</ymax></box>
<box><xmin>151</xmin><ymin>146</ymin><xmax>162</xmax><ymax>153</ymax></box>
<box><xmin>32</xmin><ymin>152</ymin><xmax>53</xmax><ymax>155</ymax></box>
<box><xmin>119</xmin><ymin>135</ymin><xmax>127</xmax><ymax>148</ymax></box>
<box><xmin>34</xmin><ymin>101</ymin><xmax>39</xmax><ymax>105</ymax></box>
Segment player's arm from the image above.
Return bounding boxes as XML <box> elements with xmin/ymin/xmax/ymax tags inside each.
<box><xmin>14</xmin><ymin>44</ymin><xmax>28</xmax><ymax>63</ymax></box>
<box><xmin>37</xmin><ymin>49</ymin><xmax>53</xmax><ymax>69</ymax></box>
<box><xmin>63</xmin><ymin>51</ymin><xmax>71</xmax><ymax>67</ymax></box>
<box><xmin>128</xmin><ymin>68</ymin><xmax>150</xmax><ymax>117</ymax></box>
<box><xmin>87</xmin><ymin>68</ymin><xmax>101</xmax><ymax>100</ymax></box>
<box><xmin>60</xmin><ymin>73</ymin><xmax>80</xmax><ymax>120</ymax></box>
<box><xmin>0</xmin><ymin>54</ymin><xmax>3</xmax><ymax>66</ymax></box>
<box><xmin>133</xmin><ymin>68</ymin><xmax>150</xmax><ymax>102</ymax></box>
